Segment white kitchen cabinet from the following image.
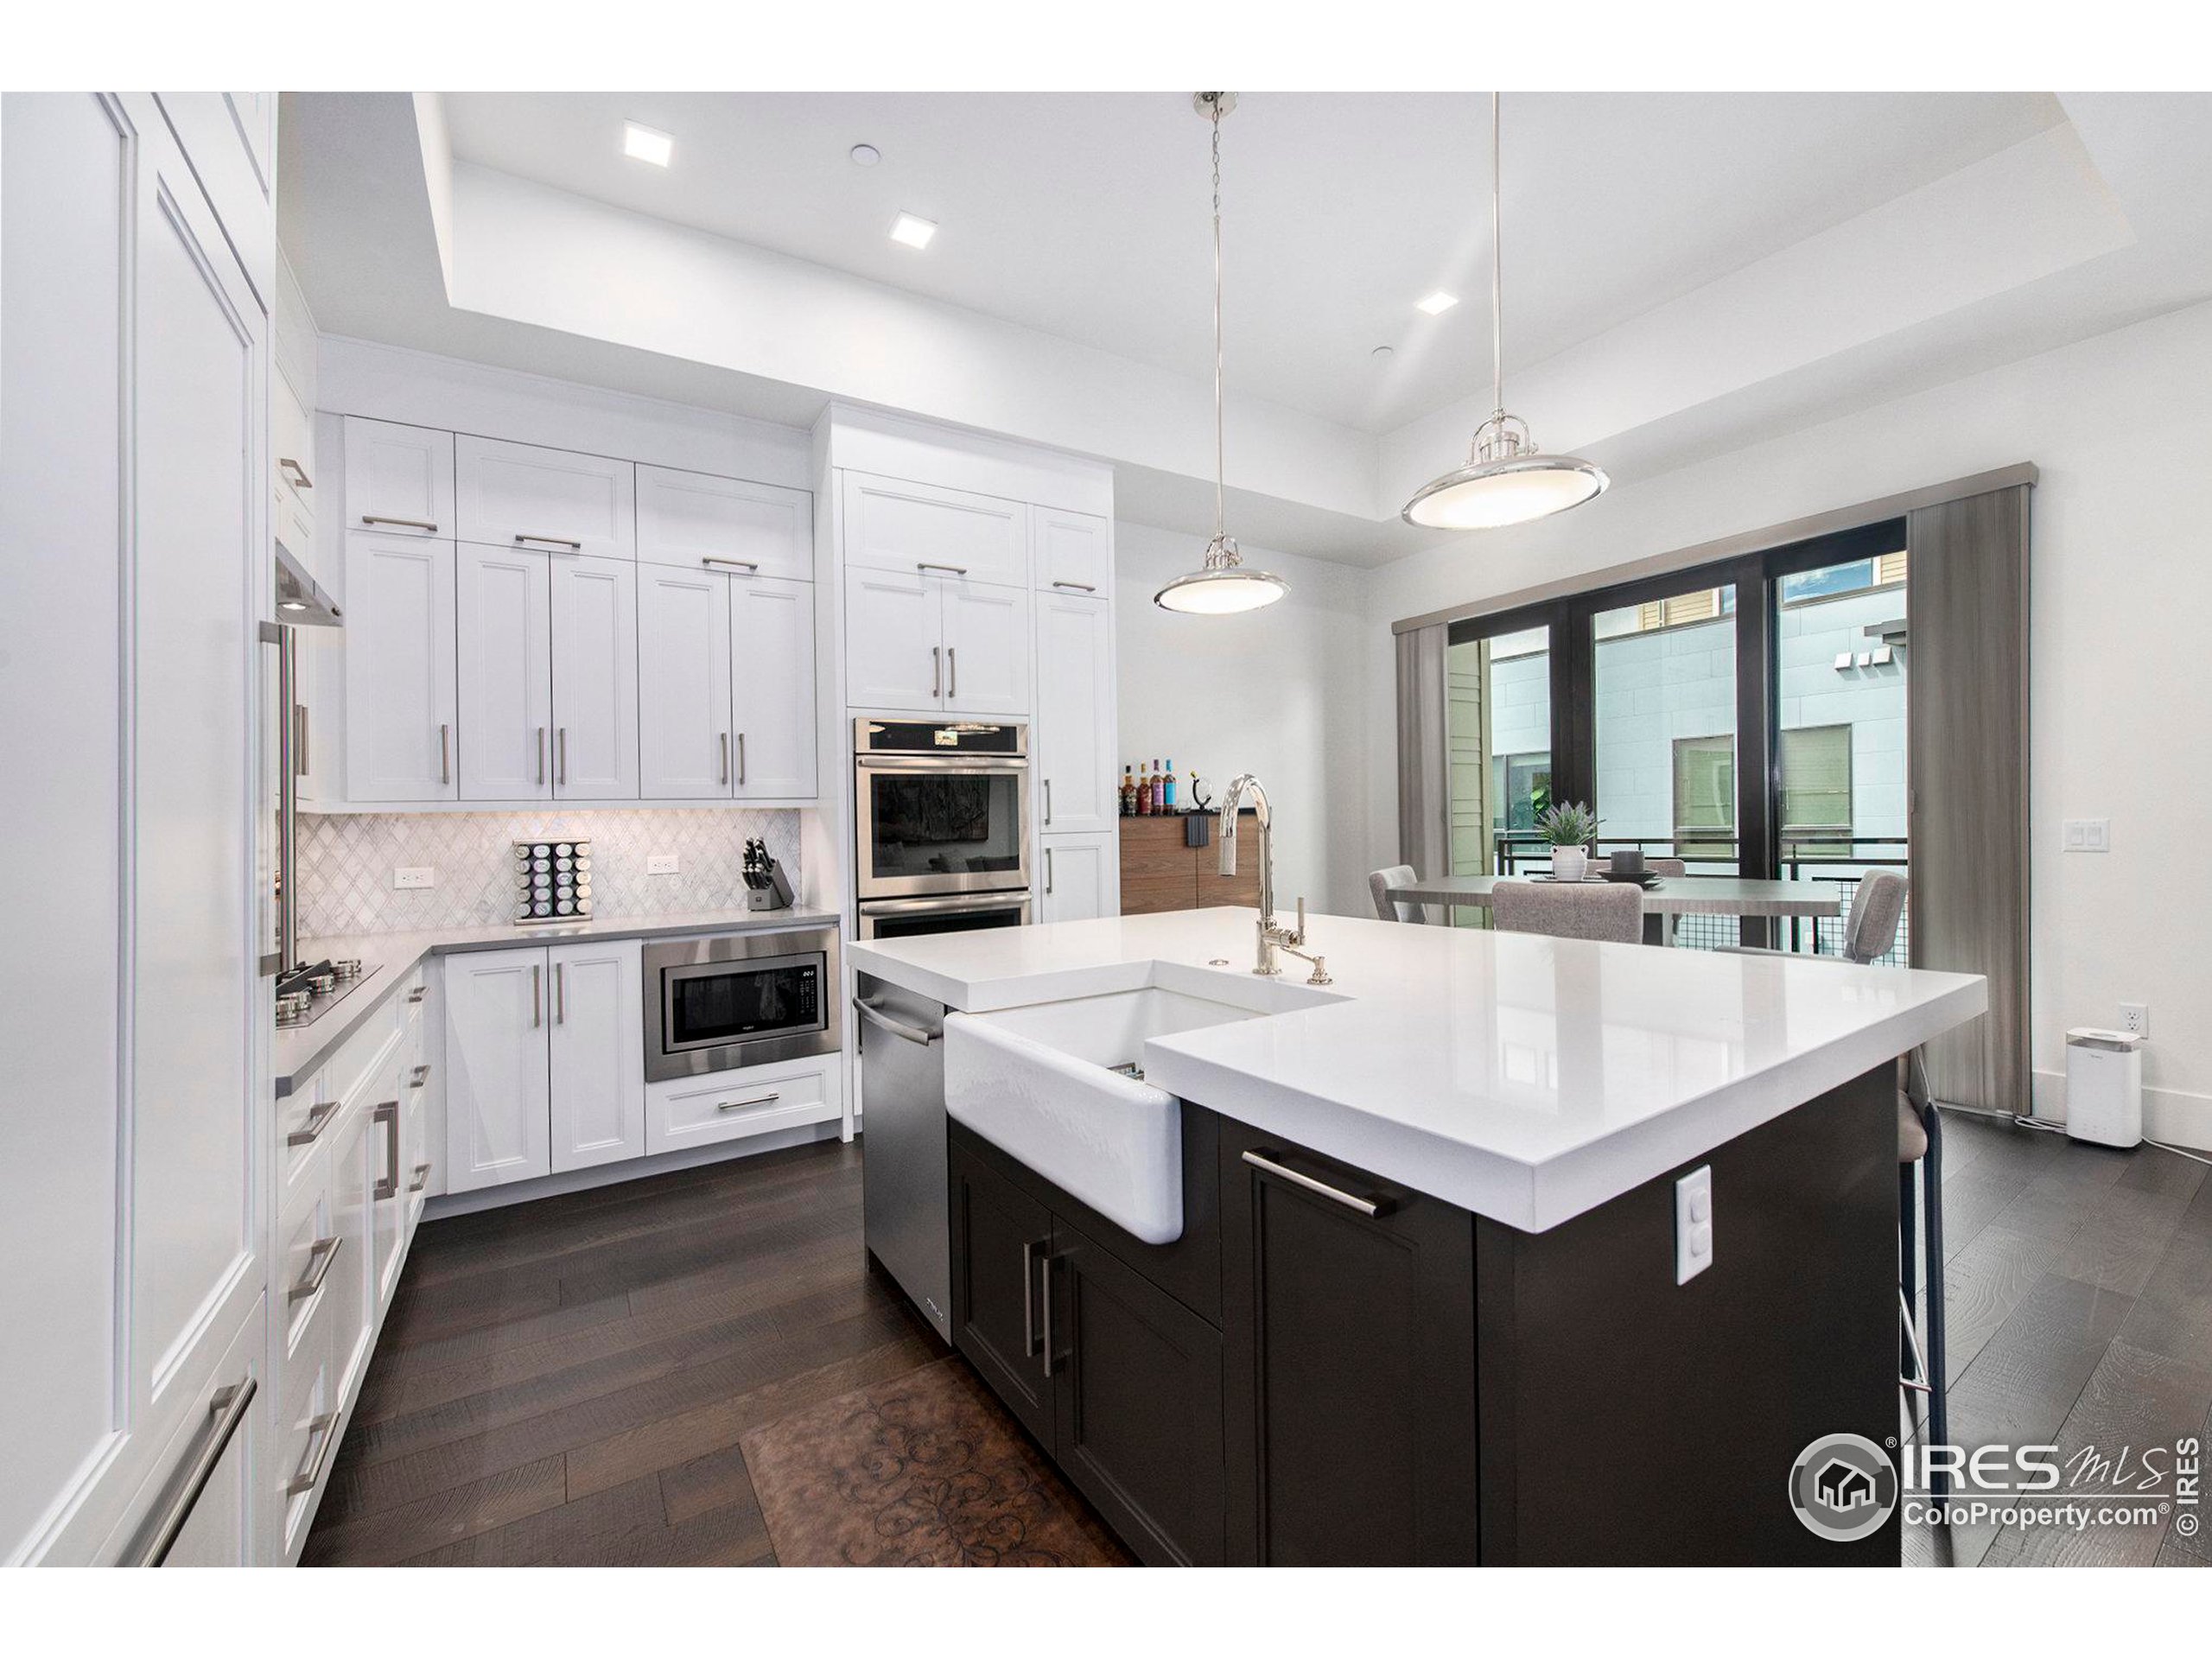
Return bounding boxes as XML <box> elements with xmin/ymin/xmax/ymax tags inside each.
<box><xmin>638</xmin><ymin>465</ymin><xmax>812</xmax><ymax>582</ymax></box>
<box><xmin>272</xmin><ymin>366</ymin><xmax>317</xmax><ymax>563</ymax></box>
<box><xmin>638</xmin><ymin>562</ymin><xmax>735</xmax><ymax>799</ymax></box>
<box><xmin>344</xmin><ymin>533</ymin><xmax>458</xmax><ymax>800</ymax></box>
<box><xmin>1034</xmin><ymin>590</ymin><xmax>1116</xmax><ymax>835</ymax></box>
<box><xmin>842</xmin><ymin>471</ymin><xmax>1028</xmax><ymax>587</ymax></box>
<box><xmin>368</xmin><ymin>1046</ymin><xmax>409</xmax><ymax>1311</ymax></box>
<box><xmin>343</xmin><ymin>417</ymin><xmax>453</xmax><ymax>537</ymax></box>
<box><xmin>942</xmin><ymin>581</ymin><xmax>1032</xmax><ymax>715</ymax></box>
<box><xmin>732</xmin><ymin>575</ymin><xmax>818</xmax><ymax>798</ymax></box>
<box><xmin>1039</xmin><ymin>832</ymin><xmax>1118</xmax><ymax>923</ymax></box>
<box><xmin>645</xmin><ymin>1053</ymin><xmax>839</xmax><ymax>1157</ymax></box>
<box><xmin>443</xmin><ymin>947</ymin><xmax>555</xmax><ymax>1193</ymax></box>
<box><xmin>325</xmin><ymin>1097</ymin><xmax>378</xmax><ymax>1404</ymax></box>
<box><xmin>1033</xmin><ymin>505</ymin><xmax>1112</xmax><ymax>599</ymax></box>
<box><xmin>457</xmin><ymin>433</ymin><xmax>636</xmax><ymax>560</ymax></box>
<box><xmin>149</xmin><ymin>1306</ymin><xmax>265</xmax><ymax>1569</ymax></box>
<box><xmin>454</xmin><ymin>542</ymin><xmax>553</xmax><ymax>801</ymax></box>
<box><xmin>550</xmin><ymin>553</ymin><xmax>640</xmax><ymax>799</ymax></box>
<box><xmin>549</xmin><ymin>939</ymin><xmax>645</xmax><ymax>1173</ymax></box>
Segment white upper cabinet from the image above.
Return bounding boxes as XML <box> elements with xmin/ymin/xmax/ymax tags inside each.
<box><xmin>271</xmin><ymin>368</ymin><xmax>316</xmax><ymax>563</ymax></box>
<box><xmin>456</xmin><ymin>435</ymin><xmax>636</xmax><ymax>561</ymax></box>
<box><xmin>1033</xmin><ymin>506</ymin><xmax>1113</xmax><ymax>598</ymax></box>
<box><xmin>547</xmin><ymin>940</ymin><xmax>645</xmax><ymax>1174</ymax></box>
<box><xmin>454</xmin><ymin>543</ymin><xmax>553</xmax><ymax>801</ymax></box>
<box><xmin>1040</xmin><ymin>831</ymin><xmax>1118</xmax><ymax>924</ymax></box>
<box><xmin>638</xmin><ymin>466</ymin><xmax>813</xmax><ymax>582</ymax></box>
<box><xmin>638</xmin><ymin>563</ymin><xmax>735</xmax><ymax>800</ymax></box>
<box><xmin>1035</xmin><ymin>592</ymin><xmax>1116</xmax><ymax>835</ymax></box>
<box><xmin>550</xmin><ymin>554</ymin><xmax>640</xmax><ymax>800</ymax></box>
<box><xmin>842</xmin><ymin>472</ymin><xmax>1028</xmax><ymax>588</ymax></box>
<box><xmin>845</xmin><ymin>567</ymin><xmax>944</xmax><ymax>711</ymax></box>
<box><xmin>443</xmin><ymin>947</ymin><xmax>554</xmax><ymax>1194</ymax></box>
<box><xmin>731</xmin><ymin>575</ymin><xmax>818</xmax><ymax>799</ymax></box>
<box><xmin>344</xmin><ymin>534</ymin><xmax>458</xmax><ymax>801</ymax></box>
<box><xmin>942</xmin><ymin>582</ymin><xmax>1032</xmax><ymax>715</ymax></box>
<box><xmin>343</xmin><ymin>418</ymin><xmax>453</xmax><ymax>537</ymax></box>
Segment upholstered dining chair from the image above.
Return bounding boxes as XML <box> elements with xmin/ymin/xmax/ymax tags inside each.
<box><xmin>1491</xmin><ymin>879</ymin><xmax>1643</xmax><ymax>944</ymax></box>
<box><xmin>1369</xmin><ymin>865</ymin><xmax>1422</xmax><ymax>924</ymax></box>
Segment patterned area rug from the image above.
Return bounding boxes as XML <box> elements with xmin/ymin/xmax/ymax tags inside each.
<box><xmin>741</xmin><ymin>1357</ymin><xmax>1132</xmax><ymax>1566</ymax></box>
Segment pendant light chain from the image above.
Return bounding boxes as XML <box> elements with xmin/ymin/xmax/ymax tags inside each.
<box><xmin>1211</xmin><ymin>96</ymin><xmax>1227</xmax><ymax>550</ymax></box>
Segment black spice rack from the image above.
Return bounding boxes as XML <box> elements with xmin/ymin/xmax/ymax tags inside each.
<box><xmin>513</xmin><ymin>838</ymin><xmax>592</xmax><ymax>923</ymax></box>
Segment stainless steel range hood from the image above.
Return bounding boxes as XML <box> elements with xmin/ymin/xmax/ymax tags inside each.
<box><xmin>275</xmin><ymin>540</ymin><xmax>341</xmax><ymax>627</ymax></box>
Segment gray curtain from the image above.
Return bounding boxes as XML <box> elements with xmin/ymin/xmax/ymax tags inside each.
<box><xmin>1395</xmin><ymin>625</ymin><xmax>1451</xmax><ymax>919</ymax></box>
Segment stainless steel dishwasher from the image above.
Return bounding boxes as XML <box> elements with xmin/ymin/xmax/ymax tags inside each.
<box><xmin>854</xmin><ymin>972</ymin><xmax>951</xmax><ymax>1341</ymax></box>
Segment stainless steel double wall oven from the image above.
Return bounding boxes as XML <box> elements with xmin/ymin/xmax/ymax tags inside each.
<box><xmin>853</xmin><ymin>718</ymin><xmax>1033</xmax><ymax>939</ymax></box>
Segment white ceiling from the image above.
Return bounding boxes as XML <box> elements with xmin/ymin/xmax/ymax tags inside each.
<box><xmin>437</xmin><ymin>91</ymin><xmax>2066</xmax><ymax>435</ymax></box>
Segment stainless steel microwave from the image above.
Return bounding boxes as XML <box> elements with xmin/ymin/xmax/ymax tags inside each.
<box><xmin>641</xmin><ymin>925</ymin><xmax>841</xmax><ymax>1083</ymax></box>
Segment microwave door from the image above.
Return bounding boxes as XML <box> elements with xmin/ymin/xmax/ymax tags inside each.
<box><xmin>855</xmin><ymin>762</ymin><xmax>1030</xmax><ymax>900</ymax></box>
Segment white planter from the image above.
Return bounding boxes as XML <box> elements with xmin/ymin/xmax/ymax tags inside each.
<box><xmin>1550</xmin><ymin>846</ymin><xmax>1588</xmax><ymax>881</ymax></box>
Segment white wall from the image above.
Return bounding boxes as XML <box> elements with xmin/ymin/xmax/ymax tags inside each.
<box><xmin>1116</xmin><ymin>523</ymin><xmax>1373</xmax><ymax>918</ymax></box>
<box><xmin>1362</xmin><ymin>297</ymin><xmax>2212</xmax><ymax>1142</ymax></box>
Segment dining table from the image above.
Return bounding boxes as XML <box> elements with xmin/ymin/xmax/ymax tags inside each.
<box><xmin>1383</xmin><ymin>872</ymin><xmax>1844</xmax><ymax>948</ymax></box>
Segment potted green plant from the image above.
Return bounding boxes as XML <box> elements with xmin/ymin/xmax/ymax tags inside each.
<box><xmin>1536</xmin><ymin>801</ymin><xmax>1600</xmax><ymax>881</ymax></box>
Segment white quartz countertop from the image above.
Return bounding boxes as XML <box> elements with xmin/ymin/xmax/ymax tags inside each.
<box><xmin>275</xmin><ymin>908</ymin><xmax>837</xmax><ymax>1096</ymax></box>
<box><xmin>849</xmin><ymin>908</ymin><xmax>1986</xmax><ymax>1231</ymax></box>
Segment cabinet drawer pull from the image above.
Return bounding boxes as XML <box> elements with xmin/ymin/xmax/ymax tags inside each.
<box><xmin>372</xmin><ymin>1101</ymin><xmax>400</xmax><ymax>1199</ymax></box>
<box><xmin>1050</xmin><ymin>580</ymin><xmax>1096</xmax><ymax>593</ymax></box>
<box><xmin>715</xmin><ymin>1091</ymin><xmax>781</xmax><ymax>1113</ymax></box>
<box><xmin>410</xmin><ymin>1063</ymin><xmax>430</xmax><ymax>1089</ymax></box>
<box><xmin>286</xmin><ymin>1412</ymin><xmax>340</xmax><ymax>1497</ymax></box>
<box><xmin>288</xmin><ymin>1235</ymin><xmax>342</xmax><ymax>1304</ymax></box>
<box><xmin>406</xmin><ymin>984</ymin><xmax>427</xmax><ymax>1005</ymax></box>
<box><xmin>359</xmin><ymin>515</ymin><xmax>437</xmax><ymax>532</ymax></box>
<box><xmin>702</xmin><ymin>556</ymin><xmax>759</xmax><ymax>573</ymax></box>
<box><xmin>126</xmin><ymin>1374</ymin><xmax>257</xmax><ymax>1566</ymax></box>
<box><xmin>916</xmin><ymin>561</ymin><xmax>969</xmax><ymax>576</ymax></box>
<box><xmin>514</xmin><ymin>533</ymin><xmax>582</xmax><ymax>550</ymax></box>
<box><xmin>410</xmin><ymin>1161</ymin><xmax>432</xmax><ymax>1194</ymax></box>
<box><xmin>286</xmin><ymin>1096</ymin><xmax>340</xmax><ymax>1148</ymax></box>
<box><xmin>1241</xmin><ymin>1149</ymin><xmax>1392</xmax><ymax>1218</ymax></box>
<box><xmin>279</xmin><ymin>456</ymin><xmax>314</xmax><ymax>491</ymax></box>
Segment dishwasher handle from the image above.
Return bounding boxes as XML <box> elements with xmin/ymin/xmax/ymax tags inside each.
<box><xmin>852</xmin><ymin>996</ymin><xmax>942</xmax><ymax>1048</ymax></box>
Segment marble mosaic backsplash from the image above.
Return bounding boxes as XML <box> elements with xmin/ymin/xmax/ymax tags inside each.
<box><xmin>296</xmin><ymin>808</ymin><xmax>805</xmax><ymax>938</ymax></box>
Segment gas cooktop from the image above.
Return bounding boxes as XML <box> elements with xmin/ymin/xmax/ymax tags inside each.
<box><xmin>274</xmin><ymin>957</ymin><xmax>382</xmax><ymax>1031</ymax></box>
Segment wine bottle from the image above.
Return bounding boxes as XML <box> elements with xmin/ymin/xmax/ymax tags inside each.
<box><xmin>1121</xmin><ymin>764</ymin><xmax>1136</xmax><ymax>817</ymax></box>
<box><xmin>1163</xmin><ymin>759</ymin><xmax>1177</xmax><ymax>811</ymax></box>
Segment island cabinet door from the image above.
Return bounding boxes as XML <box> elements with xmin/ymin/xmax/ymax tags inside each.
<box><xmin>1044</xmin><ymin>1220</ymin><xmax>1226</xmax><ymax>1567</ymax></box>
<box><xmin>1217</xmin><ymin>1121</ymin><xmax>1478</xmax><ymax>1566</ymax></box>
<box><xmin>949</xmin><ymin>1135</ymin><xmax>1055</xmax><ymax>1445</ymax></box>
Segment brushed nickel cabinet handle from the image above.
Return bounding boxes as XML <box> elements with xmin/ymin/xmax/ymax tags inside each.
<box><xmin>514</xmin><ymin>533</ymin><xmax>582</xmax><ymax>550</ymax></box>
<box><xmin>410</xmin><ymin>1161</ymin><xmax>432</xmax><ymax>1194</ymax></box>
<box><xmin>279</xmin><ymin>456</ymin><xmax>313</xmax><ymax>491</ymax></box>
<box><xmin>286</xmin><ymin>1096</ymin><xmax>339</xmax><ymax>1148</ymax></box>
<box><xmin>531</xmin><ymin>965</ymin><xmax>542</xmax><ymax>1028</ymax></box>
<box><xmin>438</xmin><ymin>723</ymin><xmax>450</xmax><ymax>785</ymax></box>
<box><xmin>537</xmin><ymin>726</ymin><xmax>546</xmax><ymax>785</ymax></box>
<box><xmin>372</xmin><ymin>1101</ymin><xmax>400</xmax><ymax>1199</ymax></box>
<box><xmin>287</xmin><ymin>1236</ymin><xmax>341</xmax><ymax>1304</ymax></box>
<box><xmin>1043</xmin><ymin>778</ymin><xmax>1052</xmax><ymax>825</ymax></box>
<box><xmin>294</xmin><ymin>703</ymin><xmax>309</xmax><ymax>778</ymax></box>
<box><xmin>360</xmin><ymin>515</ymin><xmax>437</xmax><ymax>532</ymax></box>
<box><xmin>737</xmin><ymin>732</ymin><xmax>747</xmax><ymax>787</ymax></box>
<box><xmin>916</xmin><ymin>561</ymin><xmax>969</xmax><ymax>576</ymax></box>
<box><xmin>1051</xmin><ymin>580</ymin><xmax>1096</xmax><ymax>592</ymax></box>
<box><xmin>555</xmin><ymin>961</ymin><xmax>565</xmax><ymax>1025</ymax></box>
<box><xmin>286</xmin><ymin>1412</ymin><xmax>340</xmax><ymax>1497</ymax></box>
<box><xmin>127</xmin><ymin>1375</ymin><xmax>257</xmax><ymax>1565</ymax></box>
<box><xmin>558</xmin><ymin>728</ymin><xmax>568</xmax><ymax>787</ymax></box>
<box><xmin>406</xmin><ymin>984</ymin><xmax>427</xmax><ymax>1005</ymax></box>
<box><xmin>1241</xmin><ymin>1149</ymin><xmax>1392</xmax><ymax>1218</ymax></box>
<box><xmin>947</xmin><ymin>646</ymin><xmax>957</xmax><ymax>698</ymax></box>
<box><xmin>720</xmin><ymin>732</ymin><xmax>730</xmax><ymax>786</ymax></box>
<box><xmin>931</xmin><ymin>645</ymin><xmax>941</xmax><ymax>699</ymax></box>
<box><xmin>702</xmin><ymin>556</ymin><xmax>759</xmax><ymax>573</ymax></box>
<box><xmin>1046</xmin><ymin>846</ymin><xmax>1054</xmax><ymax>894</ymax></box>
<box><xmin>715</xmin><ymin>1091</ymin><xmax>780</xmax><ymax>1113</ymax></box>
<box><xmin>410</xmin><ymin>1063</ymin><xmax>430</xmax><ymax>1089</ymax></box>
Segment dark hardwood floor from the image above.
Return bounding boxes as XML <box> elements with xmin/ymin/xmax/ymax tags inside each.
<box><xmin>302</xmin><ymin>1117</ymin><xmax>2212</xmax><ymax>1567</ymax></box>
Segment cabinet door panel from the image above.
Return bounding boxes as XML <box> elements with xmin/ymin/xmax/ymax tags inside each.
<box><xmin>637</xmin><ymin>466</ymin><xmax>812</xmax><ymax>581</ymax></box>
<box><xmin>844</xmin><ymin>568</ymin><xmax>942</xmax><ymax>711</ymax></box>
<box><xmin>343</xmin><ymin>417</ymin><xmax>453</xmax><ymax>536</ymax></box>
<box><xmin>550</xmin><ymin>554</ymin><xmax>639</xmax><ymax>799</ymax></box>
<box><xmin>344</xmin><ymin>534</ymin><xmax>457</xmax><ymax>800</ymax></box>
<box><xmin>442</xmin><ymin>947</ymin><xmax>552</xmax><ymax>1193</ymax></box>
<box><xmin>454</xmin><ymin>543</ymin><xmax>552</xmax><ymax>801</ymax></box>
<box><xmin>1040</xmin><ymin>832</ymin><xmax>1117</xmax><ymax>924</ymax></box>
<box><xmin>326</xmin><ymin>1100</ymin><xmax>377</xmax><ymax>1403</ymax></box>
<box><xmin>730</xmin><ymin>575</ymin><xmax>817</xmax><ymax>799</ymax></box>
<box><xmin>1048</xmin><ymin>1220</ymin><xmax>1224</xmax><ymax>1566</ymax></box>
<box><xmin>370</xmin><ymin>1048</ymin><xmax>407</xmax><ymax>1310</ymax></box>
<box><xmin>548</xmin><ymin>939</ymin><xmax>645</xmax><ymax>1173</ymax></box>
<box><xmin>1033</xmin><ymin>506</ymin><xmax>1112</xmax><ymax>598</ymax></box>
<box><xmin>842</xmin><ymin>472</ymin><xmax>1027</xmax><ymax>587</ymax></box>
<box><xmin>949</xmin><ymin>1130</ymin><xmax>1054</xmax><ymax>1446</ymax></box>
<box><xmin>1034</xmin><ymin>592</ymin><xmax>1114</xmax><ymax>834</ymax></box>
<box><xmin>637</xmin><ymin>564</ymin><xmax>733</xmax><ymax>799</ymax></box>
<box><xmin>456</xmin><ymin>434</ymin><xmax>635</xmax><ymax>560</ymax></box>
<box><xmin>941</xmin><ymin>582</ymin><xmax>1030</xmax><ymax>715</ymax></box>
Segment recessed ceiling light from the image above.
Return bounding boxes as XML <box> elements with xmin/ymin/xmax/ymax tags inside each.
<box><xmin>622</xmin><ymin>121</ymin><xmax>674</xmax><ymax>168</ymax></box>
<box><xmin>849</xmin><ymin>143</ymin><xmax>881</xmax><ymax>167</ymax></box>
<box><xmin>1416</xmin><ymin>290</ymin><xmax>1459</xmax><ymax>316</ymax></box>
<box><xmin>889</xmin><ymin>212</ymin><xmax>938</xmax><ymax>250</ymax></box>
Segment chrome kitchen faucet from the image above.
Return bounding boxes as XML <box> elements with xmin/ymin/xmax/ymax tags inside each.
<box><xmin>1217</xmin><ymin>773</ymin><xmax>1330</xmax><ymax>984</ymax></box>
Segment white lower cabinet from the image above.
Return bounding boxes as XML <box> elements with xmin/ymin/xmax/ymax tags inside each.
<box><xmin>1039</xmin><ymin>831</ymin><xmax>1118</xmax><ymax>922</ymax></box>
<box><xmin>445</xmin><ymin>940</ymin><xmax>644</xmax><ymax>1193</ymax></box>
<box><xmin>645</xmin><ymin>1052</ymin><xmax>839</xmax><ymax>1157</ymax></box>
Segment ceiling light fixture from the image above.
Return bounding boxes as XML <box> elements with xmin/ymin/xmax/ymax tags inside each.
<box><xmin>1402</xmin><ymin>93</ymin><xmax>1607</xmax><ymax>531</ymax></box>
<box><xmin>889</xmin><ymin>211</ymin><xmax>938</xmax><ymax>249</ymax></box>
<box><xmin>849</xmin><ymin>143</ymin><xmax>881</xmax><ymax>167</ymax></box>
<box><xmin>1415</xmin><ymin>290</ymin><xmax>1459</xmax><ymax>316</ymax></box>
<box><xmin>1155</xmin><ymin>92</ymin><xmax>1287</xmax><ymax>617</ymax></box>
<box><xmin>622</xmin><ymin>121</ymin><xmax>674</xmax><ymax>168</ymax></box>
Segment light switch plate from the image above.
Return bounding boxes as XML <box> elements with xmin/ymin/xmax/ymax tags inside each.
<box><xmin>1675</xmin><ymin>1166</ymin><xmax>1714</xmax><ymax>1285</ymax></box>
<box><xmin>393</xmin><ymin>867</ymin><xmax>435</xmax><ymax>890</ymax></box>
<box><xmin>646</xmin><ymin>854</ymin><xmax>680</xmax><ymax>876</ymax></box>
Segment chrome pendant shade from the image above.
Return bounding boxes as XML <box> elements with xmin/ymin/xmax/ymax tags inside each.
<box><xmin>1155</xmin><ymin>92</ymin><xmax>1287</xmax><ymax>615</ymax></box>
<box><xmin>1402</xmin><ymin>93</ymin><xmax>1607</xmax><ymax>531</ymax></box>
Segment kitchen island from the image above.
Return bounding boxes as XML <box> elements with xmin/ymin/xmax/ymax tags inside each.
<box><xmin>849</xmin><ymin>907</ymin><xmax>1985</xmax><ymax>1566</ymax></box>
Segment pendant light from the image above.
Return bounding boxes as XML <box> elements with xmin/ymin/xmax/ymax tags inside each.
<box><xmin>1155</xmin><ymin>91</ymin><xmax>1287</xmax><ymax>615</ymax></box>
<box><xmin>1402</xmin><ymin>93</ymin><xmax>1607</xmax><ymax>531</ymax></box>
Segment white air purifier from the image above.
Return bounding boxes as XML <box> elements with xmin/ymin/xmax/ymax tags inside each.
<box><xmin>2064</xmin><ymin>1027</ymin><xmax>2145</xmax><ymax>1148</ymax></box>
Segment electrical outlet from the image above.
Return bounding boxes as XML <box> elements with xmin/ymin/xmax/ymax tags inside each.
<box><xmin>393</xmin><ymin>867</ymin><xmax>435</xmax><ymax>890</ymax></box>
<box><xmin>646</xmin><ymin>854</ymin><xmax>680</xmax><ymax>876</ymax></box>
<box><xmin>1675</xmin><ymin>1166</ymin><xmax>1714</xmax><ymax>1285</ymax></box>
<box><xmin>2062</xmin><ymin>819</ymin><xmax>2111</xmax><ymax>852</ymax></box>
<box><xmin>2120</xmin><ymin>1003</ymin><xmax>2149</xmax><ymax>1039</ymax></box>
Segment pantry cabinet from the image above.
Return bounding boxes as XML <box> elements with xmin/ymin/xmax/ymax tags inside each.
<box><xmin>456</xmin><ymin>433</ymin><xmax>636</xmax><ymax>560</ymax></box>
<box><xmin>344</xmin><ymin>533</ymin><xmax>459</xmax><ymax>801</ymax></box>
<box><xmin>1034</xmin><ymin>591</ymin><xmax>1116</xmax><ymax>835</ymax></box>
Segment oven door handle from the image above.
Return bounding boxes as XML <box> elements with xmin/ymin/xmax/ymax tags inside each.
<box><xmin>852</xmin><ymin>997</ymin><xmax>941</xmax><ymax>1048</ymax></box>
<box><xmin>856</xmin><ymin>755</ymin><xmax>1029</xmax><ymax>771</ymax></box>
